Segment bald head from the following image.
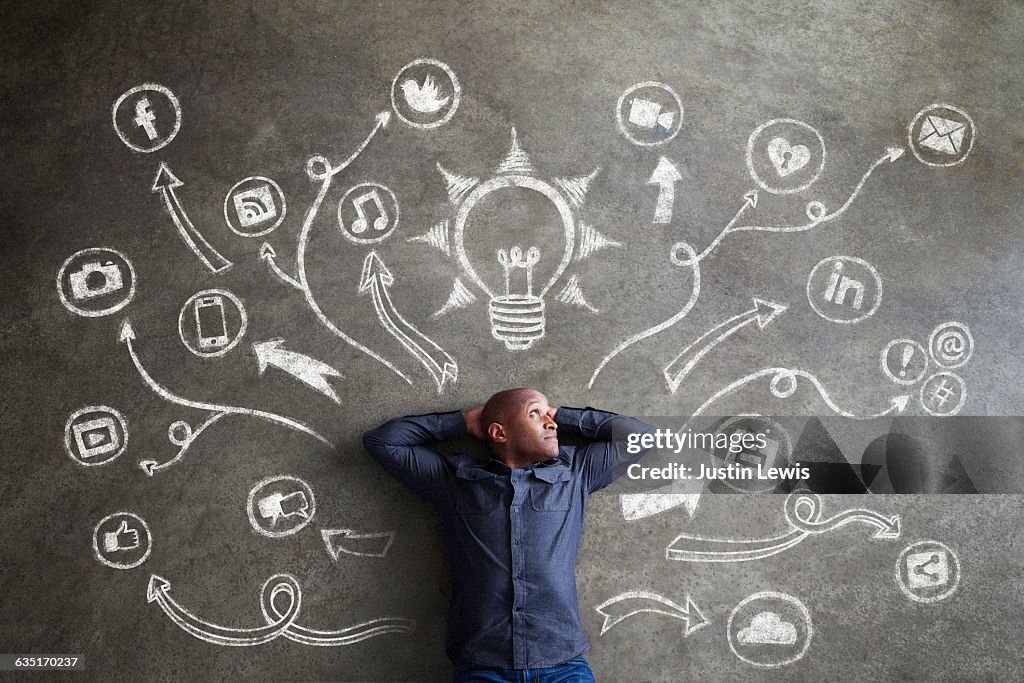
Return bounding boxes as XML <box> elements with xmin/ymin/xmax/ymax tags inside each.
<box><xmin>480</xmin><ymin>388</ymin><xmax>542</xmax><ymax>439</ymax></box>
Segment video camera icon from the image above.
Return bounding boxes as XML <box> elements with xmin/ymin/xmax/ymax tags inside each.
<box><xmin>616</xmin><ymin>81</ymin><xmax>684</xmax><ymax>147</ymax></box>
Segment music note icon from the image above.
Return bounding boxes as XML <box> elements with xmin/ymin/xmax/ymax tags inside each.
<box><xmin>351</xmin><ymin>190</ymin><xmax>389</xmax><ymax>234</ymax></box>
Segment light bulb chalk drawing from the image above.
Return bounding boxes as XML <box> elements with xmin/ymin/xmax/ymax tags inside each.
<box><xmin>151</xmin><ymin>163</ymin><xmax>233</xmax><ymax>273</ymax></box>
<box><xmin>595</xmin><ymin>591</ymin><xmax>708</xmax><ymax>638</ymax></box>
<box><xmin>118</xmin><ymin>319</ymin><xmax>332</xmax><ymax>476</ymax></box>
<box><xmin>147</xmin><ymin>574</ymin><xmax>415</xmax><ymax>646</ymax></box>
<box><xmin>666</xmin><ymin>491</ymin><xmax>900</xmax><ymax>563</ymax></box>
<box><xmin>258</xmin><ymin>110</ymin><xmax>413</xmax><ymax>386</ymax></box>
<box><xmin>359</xmin><ymin>251</ymin><xmax>458</xmax><ymax>392</ymax></box>
<box><xmin>428</xmin><ymin>128</ymin><xmax>605</xmax><ymax>352</ymax></box>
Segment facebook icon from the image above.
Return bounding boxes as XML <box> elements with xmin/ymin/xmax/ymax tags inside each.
<box><xmin>133</xmin><ymin>97</ymin><xmax>158</xmax><ymax>140</ymax></box>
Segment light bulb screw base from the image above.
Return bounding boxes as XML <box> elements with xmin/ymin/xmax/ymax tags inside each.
<box><xmin>489</xmin><ymin>295</ymin><xmax>545</xmax><ymax>351</ymax></box>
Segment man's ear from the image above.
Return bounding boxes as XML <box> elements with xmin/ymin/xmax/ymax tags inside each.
<box><xmin>488</xmin><ymin>422</ymin><xmax>507</xmax><ymax>444</ymax></box>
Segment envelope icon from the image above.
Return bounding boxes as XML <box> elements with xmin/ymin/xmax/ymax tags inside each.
<box><xmin>918</xmin><ymin>115</ymin><xmax>966</xmax><ymax>156</ymax></box>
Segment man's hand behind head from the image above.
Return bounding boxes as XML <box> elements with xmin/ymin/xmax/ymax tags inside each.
<box><xmin>463</xmin><ymin>405</ymin><xmax>487</xmax><ymax>441</ymax></box>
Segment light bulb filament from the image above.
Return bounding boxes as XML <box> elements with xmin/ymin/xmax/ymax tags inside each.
<box><xmin>496</xmin><ymin>246</ymin><xmax>541</xmax><ymax>296</ymax></box>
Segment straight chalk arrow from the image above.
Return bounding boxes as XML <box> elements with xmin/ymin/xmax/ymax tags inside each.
<box><xmin>648</xmin><ymin>156</ymin><xmax>682</xmax><ymax>224</ymax></box>
<box><xmin>254</xmin><ymin>339</ymin><xmax>343</xmax><ymax>404</ymax></box>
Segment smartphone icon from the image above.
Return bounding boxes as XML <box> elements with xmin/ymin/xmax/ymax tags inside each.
<box><xmin>194</xmin><ymin>295</ymin><xmax>229</xmax><ymax>349</ymax></box>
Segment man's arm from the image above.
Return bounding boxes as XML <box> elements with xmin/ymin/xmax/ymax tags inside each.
<box><xmin>362</xmin><ymin>411</ymin><xmax>468</xmax><ymax>502</ymax></box>
<box><xmin>555</xmin><ymin>407</ymin><xmax>658</xmax><ymax>494</ymax></box>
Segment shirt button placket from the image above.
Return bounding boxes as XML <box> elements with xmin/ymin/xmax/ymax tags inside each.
<box><xmin>510</xmin><ymin>471</ymin><xmax>527</xmax><ymax>667</ymax></box>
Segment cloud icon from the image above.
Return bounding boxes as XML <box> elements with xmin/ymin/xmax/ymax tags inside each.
<box><xmin>737</xmin><ymin>610</ymin><xmax>797</xmax><ymax>645</ymax></box>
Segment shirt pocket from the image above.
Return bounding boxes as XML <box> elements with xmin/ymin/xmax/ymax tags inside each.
<box><xmin>454</xmin><ymin>467</ymin><xmax>502</xmax><ymax>514</ymax></box>
<box><xmin>529</xmin><ymin>465</ymin><xmax>574</xmax><ymax>511</ymax></box>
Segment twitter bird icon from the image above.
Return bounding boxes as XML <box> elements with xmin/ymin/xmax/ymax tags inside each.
<box><xmin>401</xmin><ymin>74</ymin><xmax>450</xmax><ymax>114</ymax></box>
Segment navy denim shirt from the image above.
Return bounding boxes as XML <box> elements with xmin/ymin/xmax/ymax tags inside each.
<box><xmin>362</xmin><ymin>407</ymin><xmax>656</xmax><ymax>669</ymax></box>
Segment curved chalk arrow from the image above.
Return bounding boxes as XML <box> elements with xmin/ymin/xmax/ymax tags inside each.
<box><xmin>322</xmin><ymin>529</ymin><xmax>395</xmax><ymax>560</ymax></box>
<box><xmin>663</xmin><ymin>298</ymin><xmax>787</xmax><ymax>393</ymax></box>
<box><xmin>120</xmin><ymin>319</ymin><xmax>332</xmax><ymax>476</ymax></box>
<box><xmin>595</xmin><ymin>590</ymin><xmax>708</xmax><ymax>637</ymax></box>
<box><xmin>152</xmin><ymin>163</ymin><xmax>233</xmax><ymax>273</ymax></box>
<box><xmin>682</xmin><ymin>366</ymin><xmax>910</xmax><ymax>432</ymax></box>
<box><xmin>648</xmin><ymin>156</ymin><xmax>682</xmax><ymax>224</ymax></box>
<box><xmin>588</xmin><ymin>241</ymin><xmax>701</xmax><ymax>389</ymax></box>
<box><xmin>253</xmin><ymin>339</ymin><xmax>342</xmax><ymax>403</ymax></box>
<box><xmin>673</xmin><ymin>190</ymin><xmax>758</xmax><ymax>266</ymax></box>
<box><xmin>666</xmin><ymin>491</ymin><xmax>900</xmax><ymax>562</ymax></box>
<box><xmin>147</xmin><ymin>574</ymin><xmax>301</xmax><ymax>646</ymax></box>
<box><xmin>260</xmin><ymin>243</ymin><xmax>302</xmax><ymax>290</ymax></box>
<box><xmin>360</xmin><ymin>251</ymin><xmax>458</xmax><ymax>392</ymax></box>
<box><xmin>284</xmin><ymin>111</ymin><xmax>412</xmax><ymax>386</ymax></box>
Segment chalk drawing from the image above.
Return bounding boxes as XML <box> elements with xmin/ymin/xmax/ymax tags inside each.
<box><xmin>337</xmin><ymin>183</ymin><xmax>399</xmax><ymax>244</ymax></box>
<box><xmin>391</xmin><ymin>58</ymin><xmax>460</xmax><ymax>129</ymax></box>
<box><xmin>576</xmin><ymin>223</ymin><xmax>623</xmax><ymax>261</ymax></box>
<box><xmin>727</xmin><ymin>591</ymin><xmax>812</xmax><ymax>668</ymax></box>
<box><xmin>588</xmin><ymin>241</ymin><xmax>700</xmax><ymax>388</ymax></box>
<box><xmin>112</xmin><ymin>83</ymin><xmax>181</xmax><ymax>153</ymax></box>
<box><xmin>177</xmin><ymin>288</ymin><xmax>248</xmax><ymax>358</ymax></box>
<box><xmin>672</xmin><ymin>191</ymin><xmax>758</xmax><ymax>266</ymax></box>
<box><xmin>152</xmin><ymin>163</ymin><xmax>233</xmax><ymax>273</ymax></box>
<box><xmin>264</xmin><ymin>110</ymin><xmax>412</xmax><ymax>386</ymax></box>
<box><xmin>247</xmin><ymin>475</ymin><xmax>316</xmax><ymax>538</ymax></box>
<box><xmin>322</xmin><ymin>529</ymin><xmax>395</xmax><ymax>559</ymax></box>
<box><xmin>648</xmin><ymin>156</ymin><xmax>681</xmax><ymax>224</ymax></box>
<box><xmin>908</xmin><ymin>104</ymin><xmax>976</xmax><ymax>167</ymax></box>
<box><xmin>919</xmin><ymin>371</ymin><xmax>967</xmax><ymax>416</ymax></box>
<box><xmin>253</xmin><ymin>339</ymin><xmax>343</xmax><ymax>403</ymax></box>
<box><xmin>881</xmin><ymin>338</ymin><xmax>929</xmax><ymax>385</ymax></box>
<box><xmin>408</xmin><ymin>219</ymin><xmax>451</xmax><ymax>255</ymax></box>
<box><xmin>440</xmin><ymin>129</ymin><xmax>602</xmax><ymax>351</ymax></box>
<box><xmin>432</xmin><ymin>277</ymin><xmax>477</xmax><ymax>318</ymax></box>
<box><xmin>56</xmin><ymin>247</ymin><xmax>136</xmax><ymax>318</ymax></box>
<box><xmin>663</xmin><ymin>298</ymin><xmax>787</xmax><ymax>394</ymax></box>
<box><xmin>148</xmin><ymin>573</ymin><xmax>415</xmax><ymax>647</ymax></box>
<box><xmin>806</xmin><ymin>255</ymin><xmax>882</xmax><ymax>324</ymax></box>
<box><xmin>666</xmin><ymin>492</ymin><xmax>900</xmax><ymax>563</ymax></box>
<box><xmin>616</xmin><ymin>81</ymin><xmax>683</xmax><ymax>147</ymax></box>
<box><xmin>93</xmin><ymin>511</ymin><xmax>152</xmax><ymax>569</ymax></box>
<box><xmin>360</xmin><ymin>251</ymin><xmax>458</xmax><ymax>391</ymax></box>
<box><xmin>895</xmin><ymin>540</ymin><xmax>961</xmax><ymax>603</ymax></box>
<box><xmin>120</xmin><ymin>319</ymin><xmax>331</xmax><ymax>476</ymax></box>
<box><xmin>683</xmin><ymin>367</ymin><xmax>909</xmax><ymax>432</ymax></box>
<box><xmin>927</xmin><ymin>321</ymin><xmax>974</xmax><ymax>369</ymax></box>
<box><xmin>259</xmin><ymin>243</ymin><xmax>302</xmax><ymax>290</ymax></box>
<box><xmin>746</xmin><ymin>119</ymin><xmax>825</xmax><ymax>195</ymax></box>
<box><xmin>554</xmin><ymin>274</ymin><xmax>598</xmax><ymax>314</ymax></box>
<box><xmin>64</xmin><ymin>405</ymin><xmax>128</xmax><ymax>467</ymax></box>
<box><xmin>620</xmin><ymin>478</ymin><xmax>702</xmax><ymax>521</ymax></box>
<box><xmin>714</xmin><ymin>416</ymin><xmax>793</xmax><ymax>494</ymax></box>
<box><xmin>595</xmin><ymin>591</ymin><xmax>708</xmax><ymax>637</ymax></box>
<box><xmin>224</xmin><ymin>176</ymin><xmax>286</xmax><ymax>237</ymax></box>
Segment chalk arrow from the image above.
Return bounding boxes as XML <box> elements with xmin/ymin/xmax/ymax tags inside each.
<box><xmin>147</xmin><ymin>574</ymin><xmax>302</xmax><ymax>646</ymax></box>
<box><xmin>885</xmin><ymin>145</ymin><xmax>905</xmax><ymax>162</ymax></box>
<box><xmin>322</xmin><ymin>529</ymin><xmax>395</xmax><ymax>560</ymax></box>
<box><xmin>359</xmin><ymin>252</ymin><xmax>458</xmax><ymax>392</ymax></box>
<box><xmin>260</xmin><ymin>242</ymin><xmax>302</xmax><ymax>290</ymax></box>
<box><xmin>648</xmin><ymin>156</ymin><xmax>682</xmax><ymax>224</ymax></box>
<box><xmin>663</xmin><ymin>298</ymin><xmax>787</xmax><ymax>393</ymax></box>
<box><xmin>253</xmin><ymin>339</ymin><xmax>343</xmax><ymax>404</ymax></box>
<box><xmin>151</xmin><ymin>163</ymin><xmax>232</xmax><ymax>273</ymax></box>
<box><xmin>595</xmin><ymin>591</ymin><xmax>708</xmax><ymax>637</ymax></box>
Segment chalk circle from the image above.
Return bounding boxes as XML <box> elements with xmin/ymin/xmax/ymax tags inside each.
<box><xmin>168</xmin><ymin>420</ymin><xmax>193</xmax><ymax>447</ymax></box>
<box><xmin>769</xmin><ymin>370</ymin><xmax>799</xmax><ymax>398</ymax></box>
<box><xmin>223</xmin><ymin>176</ymin><xmax>287</xmax><ymax>237</ymax></box>
<box><xmin>881</xmin><ymin>338</ymin><xmax>929</xmax><ymax>386</ymax></box>
<box><xmin>714</xmin><ymin>416</ymin><xmax>792</xmax><ymax>493</ymax></box>
<box><xmin>93</xmin><ymin>511</ymin><xmax>152</xmax><ymax>569</ymax></box>
<box><xmin>727</xmin><ymin>591</ymin><xmax>813</xmax><ymax>668</ymax></box>
<box><xmin>669</xmin><ymin>241</ymin><xmax>698</xmax><ymax>267</ymax></box>
<box><xmin>615</xmin><ymin>81</ymin><xmax>684</xmax><ymax>147</ymax></box>
<box><xmin>746</xmin><ymin>118</ymin><xmax>825</xmax><ymax>195</ymax></box>
<box><xmin>64</xmin><ymin>405</ymin><xmax>128</xmax><ymax>467</ymax></box>
<box><xmin>56</xmin><ymin>247</ymin><xmax>136</xmax><ymax>318</ymax></box>
<box><xmin>907</xmin><ymin>103</ymin><xmax>976</xmax><ymax>168</ymax></box>
<box><xmin>927</xmin><ymin>321</ymin><xmax>974</xmax><ymax>369</ymax></box>
<box><xmin>919</xmin><ymin>371</ymin><xmax>966</xmax><ymax>417</ymax></box>
<box><xmin>806</xmin><ymin>255</ymin><xmax>882</xmax><ymax>324</ymax></box>
<box><xmin>895</xmin><ymin>540</ymin><xmax>961</xmax><ymax>603</ymax></box>
<box><xmin>177</xmin><ymin>288</ymin><xmax>248</xmax><ymax>358</ymax></box>
<box><xmin>390</xmin><ymin>58</ymin><xmax>461</xmax><ymax>130</ymax></box>
<box><xmin>337</xmin><ymin>182</ymin><xmax>400</xmax><ymax>245</ymax></box>
<box><xmin>247</xmin><ymin>475</ymin><xmax>316</xmax><ymax>538</ymax></box>
<box><xmin>111</xmin><ymin>83</ymin><xmax>182</xmax><ymax>153</ymax></box>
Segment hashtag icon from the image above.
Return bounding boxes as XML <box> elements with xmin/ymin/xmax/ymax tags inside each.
<box><xmin>928</xmin><ymin>380</ymin><xmax>955</xmax><ymax>407</ymax></box>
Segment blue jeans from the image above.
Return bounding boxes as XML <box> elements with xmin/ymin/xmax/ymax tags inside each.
<box><xmin>452</xmin><ymin>655</ymin><xmax>596</xmax><ymax>682</ymax></box>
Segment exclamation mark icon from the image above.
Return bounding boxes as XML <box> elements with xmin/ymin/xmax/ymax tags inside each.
<box><xmin>899</xmin><ymin>343</ymin><xmax>914</xmax><ymax>378</ymax></box>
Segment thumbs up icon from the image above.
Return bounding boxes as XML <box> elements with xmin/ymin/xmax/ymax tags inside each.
<box><xmin>103</xmin><ymin>520</ymin><xmax>140</xmax><ymax>552</ymax></box>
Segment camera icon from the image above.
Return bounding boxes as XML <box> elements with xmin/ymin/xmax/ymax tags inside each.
<box><xmin>69</xmin><ymin>260</ymin><xmax>124</xmax><ymax>301</ymax></box>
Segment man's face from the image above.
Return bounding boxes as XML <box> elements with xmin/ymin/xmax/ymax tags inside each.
<box><xmin>493</xmin><ymin>391</ymin><xmax>559</xmax><ymax>460</ymax></box>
